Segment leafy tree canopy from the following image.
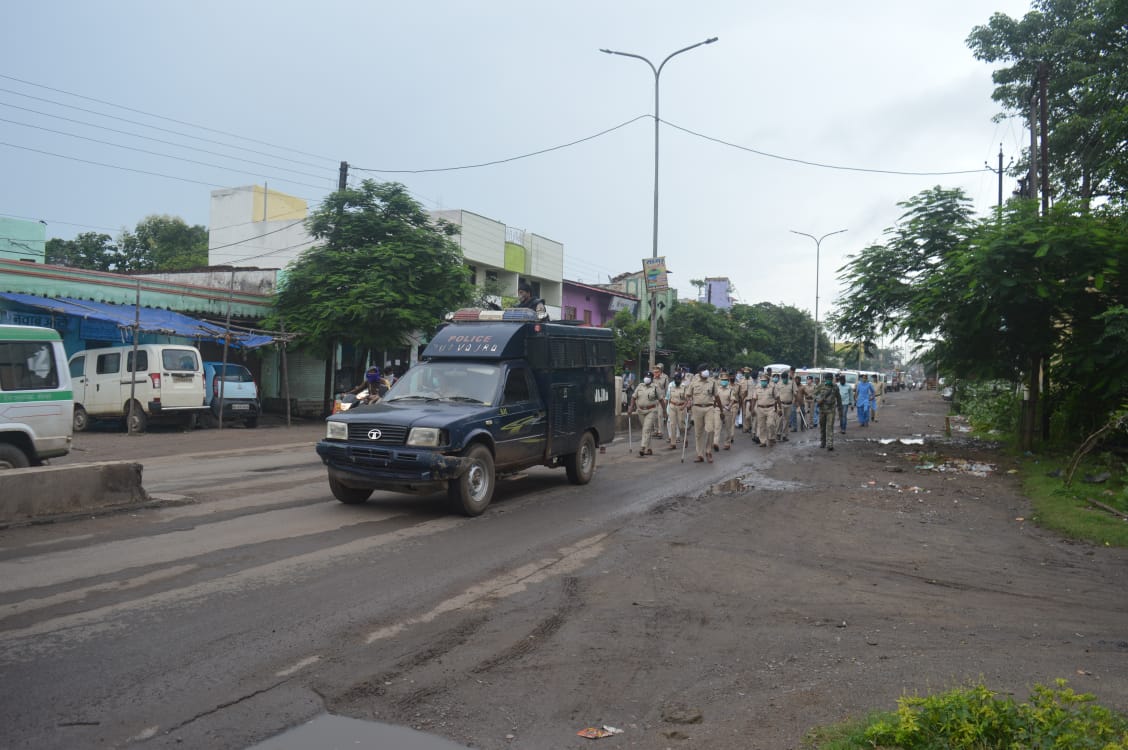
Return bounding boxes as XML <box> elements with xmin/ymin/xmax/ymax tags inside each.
<box><xmin>45</xmin><ymin>232</ymin><xmax>117</xmax><ymax>271</ymax></box>
<box><xmin>271</xmin><ymin>180</ymin><xmax>475</xmax><ymax>356</ymax></box>
<box><xmin>967</xmin><ymin>0</ymin><xmax>1128</xmax><ymax>208</ymax></box>
<box><xmin>118</xmin><ymin>215</ymin><xmax>208</xmax><ymax>272</ymax></box>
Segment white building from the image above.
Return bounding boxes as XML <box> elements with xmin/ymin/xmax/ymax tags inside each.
<box><xmin>207</xmin><ymin>186</ymin><xmax>315</xmax><ymax>268</ymax></box>
<box><xmin>430</xmin><ymin>209</ymin><xmax>563</xmax><ymax>319</ymax></box>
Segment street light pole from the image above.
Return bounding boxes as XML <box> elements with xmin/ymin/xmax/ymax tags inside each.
<box><xmin>601</xmin><ymin>37</ymin><xmax>718</xmax><ymax>374</ymax></box>
<box><xmin>790</xmin><ymin>228</ymin><xmax>847</xmax><ymax>368</ymax></box>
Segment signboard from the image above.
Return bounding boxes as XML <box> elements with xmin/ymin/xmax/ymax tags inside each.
<box><xmin>642</xmin><ymin>257</ymin><xmax>668</xmax><ymax>292</ymax></box>
<box><xmin>607</xmin><ymin>296</ymin><xmax>637</xmax><ymax>314</ymax></box>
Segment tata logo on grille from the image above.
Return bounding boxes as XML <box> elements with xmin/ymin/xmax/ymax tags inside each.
<box><xmin>367</xmin><ymin>428</ymin><xmax>383</xmax><ymax>441</ymax></box>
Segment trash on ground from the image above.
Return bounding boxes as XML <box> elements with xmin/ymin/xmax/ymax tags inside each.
<box><xmin>915</xmin><ymin>458</ymin><xmax>996</xmax><ymax>476</ymax></box>
<box><xmin>879</xmin><ymin>437</ymin><xmax>925</xmax><ymax>445</ymax></box>
<box><xmin>1083</xmin><ymin>472</ymin><xmax>1111</xmax><ymax>484</ymax></box>
<box><xmin>578</xmin><ymin>726</ymin><xmax>623</xmax><ymax>739</ymax></box>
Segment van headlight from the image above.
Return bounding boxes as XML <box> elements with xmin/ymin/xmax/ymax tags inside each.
<box><xmin>326</xmin><ymin>421</ymin><xmax>348</xmax><ymax>440</ymax></box>
<box><xmin>407</xmin><ymin>427</ymin><xmax>442</xmax><ymax>447</ymax></box>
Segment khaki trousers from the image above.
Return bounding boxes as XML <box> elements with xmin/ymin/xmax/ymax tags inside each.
<box><xmin>691</xmin><ymin>404</ymin><xmax>717</xmax><ymax>458</ymax></box>
<box><xmin>755</xmin><ymin>406</ymin><xmax>777</xmax><ymax>445</ymax></box>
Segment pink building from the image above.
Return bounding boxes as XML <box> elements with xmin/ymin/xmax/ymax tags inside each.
<box><xmin>560</xmin><ymin>280</ymin><xmax>638</xmax><ymax>326</ymax></box>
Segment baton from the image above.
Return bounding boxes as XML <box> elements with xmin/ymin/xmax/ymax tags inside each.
<box><xmin>627</xmin><ymin>409</ymin><xmax>633</xmax><ymax>453</ymax></box>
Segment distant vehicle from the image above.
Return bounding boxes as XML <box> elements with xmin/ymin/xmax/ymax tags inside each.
<box><xmin>0</xmin><ymin>325</ymin><xmax>73</xmax><ymax>468</ymax></box>
<box><xmin>203</xmin><ymin>361</ymin><xmax>261</xmax><ymax>428</ymax></box>
<box><xmin>317</xmin><ymin>307</ymin><xmax>616</xmax><ymax>516</ymax></box>
<box><xmin>69</xmin><ymin>344</ymin><xmax>207</xmax><ymax>432</ymax></box>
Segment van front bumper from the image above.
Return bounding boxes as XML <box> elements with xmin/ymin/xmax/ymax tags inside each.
<box><xmin>316</xmin><ymin>440</ymin><xmax>469</xmax><ymax>489</ymax></box>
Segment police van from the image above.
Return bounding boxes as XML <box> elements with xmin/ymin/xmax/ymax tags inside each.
<box><xmin>317</xmin><ymin>308</ymin><xmax>616</xmax><ymax>516</ymax></box>
<box><xmin>0</xmin><ymin>325</ymin><xmax>73</xmax><ymax>468</ymax></box>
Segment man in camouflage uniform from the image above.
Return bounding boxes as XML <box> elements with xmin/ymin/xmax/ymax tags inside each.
<box><xmin>814</xmin><ymin>371</ymin><xmax>843</xmax><ymax>451</ymax></box>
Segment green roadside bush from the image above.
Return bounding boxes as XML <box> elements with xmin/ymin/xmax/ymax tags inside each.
<box><xmin>804</xmin><ymin>680</ymin><xmax>1128</xmax><ymax>749</ymax></box>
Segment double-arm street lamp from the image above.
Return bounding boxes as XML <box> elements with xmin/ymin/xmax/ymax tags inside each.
<box><xmin>790</xmin><ymin>228</ymin><xmax>847</xmax><ymax>368</ymax></box>
<box><xmin>601</xmin><ymin>37</ymin><xmax>718</xmax><ymax>374</ymax></box>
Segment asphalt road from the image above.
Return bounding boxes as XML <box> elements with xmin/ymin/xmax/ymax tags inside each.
<box><xmin>2</xmin><ymin>391</ymin><xmax>1126</xmax><ymax>749</ymax></box>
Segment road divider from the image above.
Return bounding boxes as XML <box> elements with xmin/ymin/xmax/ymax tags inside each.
<box><xmin>0</xmin><ymin>462</ymin><xmax>148</xmax><ymax>523</ymax></box>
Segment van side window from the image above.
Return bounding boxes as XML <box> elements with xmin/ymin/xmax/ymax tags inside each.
<box><xmin>96</xmin><ymin>353</ymin><xmax>121</xmax><ymax>375</ymax></box>
<box><xmin>164</xmin><ymin>350</ymin><xmax>197</xmax><ymax>371</ymax></box>
<box><xmin>0</xmin><ymin>342</ymin><xmax>59</xmax><ymax>391</ymax></box>
<box><xmin>69</xmin><ymin>356</ymin><xmax>85</xmax><ymax>379</ymax></box>
<box><xmin>502</xmin><ymin>368</ymin><xmax>532</xmax><ymax>404</ymax></box>
<box><xmin>127</xmin><ymin>350</ymin><xmax>149</xmax><ymax>372</ymax></box>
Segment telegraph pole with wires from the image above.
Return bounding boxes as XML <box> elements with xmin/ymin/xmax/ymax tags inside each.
<box><xmin>985</xmin><ymin>144</ymin><xmax>1012</xmax><ymax>211</ymax></box>
<box><xmin>338</xmin><ymin>161</ymin><xmax>349</xmax><ymax>191</ymax></box>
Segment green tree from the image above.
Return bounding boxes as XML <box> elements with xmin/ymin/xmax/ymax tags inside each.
<box><xmin>272</xmin><ymin>180</ymin><xmax>475</xmax><ymax>357</ymax></box>
<box><xmin>45</xmin><ymin>232</ymin><xmax>118</xmax><ymax>271</ymax></box>
<box><xmin>118</xmin><ymin>215</ymin><xmax>208</xmax><ymax>272</ymax></box>
<box><xmin>608</xmin><ymin>308</ymin><xmax>648</xmax><ymax>372</ymax></box>
<box><xmin>662</xmin><ymin>300</ymin><xmax>740</xmax><ymax>368</ymax></box>
<box><xmin>967</xmin><ymin>0</ymin><xmax>1128</xmax><ymax>208</ymax></box>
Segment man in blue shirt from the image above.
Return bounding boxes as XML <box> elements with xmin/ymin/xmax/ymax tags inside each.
<box><xmin>856</xmin><ymin>374</ymin><xmax>875</xmax><ymax>427</ymax></box>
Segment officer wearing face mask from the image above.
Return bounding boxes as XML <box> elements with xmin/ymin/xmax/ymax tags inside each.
<box><xmin>628</xmin><ymin>371</ymin><xmax>665</xmax><ymax>457</ymax></box>
<box><xmin>750</xmin><ymin>368</ymin><xmax>780</xmax><ymax>447</ymax></box>
<box><xmin>775</xmin><ymin>369</ymin><xmax>796</xmax><ymax>442</ymax></box>
<box><xmin>666</xmin><ymin>372</ymin><xmax>689</xmax><ymax>450</ymax></box>
<box><xmin>715</xmin><ymin>371</ymin><xmax>738</xmax><ymax>450</ymax></box>
<box><xmin>685</xmin><ymin>363</ymin><xmax>722</xmax><ymax>463</ymax></box>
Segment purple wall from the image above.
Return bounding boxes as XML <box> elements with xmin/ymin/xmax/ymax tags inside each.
<box><xmin>561</xmin><ymin>282</ymin><xmax>637</xmax><ymax>326</ymax></box>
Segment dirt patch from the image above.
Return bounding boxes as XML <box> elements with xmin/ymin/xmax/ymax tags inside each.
<box><xmin>327</xmin><ymin>391</ymin><xmax>1128</xmax><ymax>748</ymax></box>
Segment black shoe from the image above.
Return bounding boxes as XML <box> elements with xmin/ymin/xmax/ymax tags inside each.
<box><xmin>820</xmin><ymin>442</ymin><xmax>826</xmax><ymax>448</ymax></box>
<box><xmin>827</xmin><ymin>446</ymin><xmax>834</xmax><ymax>451</ymax></box>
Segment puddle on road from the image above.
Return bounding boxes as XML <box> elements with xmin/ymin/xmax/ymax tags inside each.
<box><xmin>247</xmin><ymin>713</ymin><xmax>469</xmax><ymax>749</ymax></box>
<box><xmin>704</xmin><ymin>474</ymin><xmax>804</xmax><ymax>496</ymax></box>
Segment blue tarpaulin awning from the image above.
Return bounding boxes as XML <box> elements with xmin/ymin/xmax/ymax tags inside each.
<box><xmin>0</xmin><ymin>293</ymin><xmax>274</xmax><ymax>349</ymax></box>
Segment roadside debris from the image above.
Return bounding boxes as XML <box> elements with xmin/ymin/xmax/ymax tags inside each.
<box><xmin>577</xmin><ymin>725</ymin><xmax>623</xmax><ymax>739</ymax></box>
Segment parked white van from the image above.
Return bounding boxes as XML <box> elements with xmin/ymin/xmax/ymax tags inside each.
<box><xmin>68</xmin><ymin>344</ymin><xmax>208</xmax><ymax>432</ymax></box>
<box><xmin>0</xmin><ymin>324</ymin><xmax>73</xmax><ymax>468</ymax></box>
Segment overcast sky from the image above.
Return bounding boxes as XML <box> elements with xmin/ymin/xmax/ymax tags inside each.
<box><xmin>2</xmin><ymin>0</ymin><xmax>1034</xmax><ymax>325</ymax></box>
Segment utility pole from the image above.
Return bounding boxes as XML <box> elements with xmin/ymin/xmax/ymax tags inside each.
<box><xmin>1038</xmin><ymin>62</ymin><xmax>1050</xmax><ymax>216</ymax></box>
<box><xmin>338</xmin><ymin>161</ymin><xmax>349</xmax><ymax>191</ymax></box>
<box><xmin>1029</xmin><ymin>85</ymin><xmax>1039</xmax><ymax>206</ymax></box>
<box><xmin>985</xmin><ymin>144</ymin><xmax>1011</xmax><ymax>211</ymax></box>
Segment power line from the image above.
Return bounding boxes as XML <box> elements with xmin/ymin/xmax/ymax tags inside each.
<box><xmin>0</xmin><ymin>73</ymin><xmax>336</xmax><ymax>164</ymax></box>
<box><xmin>0</xmin><ymin>117</ymin><xmax>337</xmax><ymax>192</ymax></box>
<box><xmin>0</xmin><ymin>101</ymin><xmax>337</xmax><ymax>182</ymax></box>
<box><xmin>662</xmin><ymin>119</ymin><xmax>993</xmax><ymax>177</ymax></box>
<box><xmin>0</xmin><ymin>87</ymin><xmax>331</xmax><ymax>171</ymax></box>
<box><xmin>353</xmin><ymin>115</ymin><xmax>651</xmax><ymax>174</ymax></box>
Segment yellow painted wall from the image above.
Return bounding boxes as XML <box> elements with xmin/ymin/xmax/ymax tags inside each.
<box><xmin>252</xmin><ymin>186</ymin><xmax>307</xmax><ymax>222</ymax></box>
<box><xmin>503</xmin><ymin>242</ymin><xmax>526</xmax><ymax>274</ymax></box>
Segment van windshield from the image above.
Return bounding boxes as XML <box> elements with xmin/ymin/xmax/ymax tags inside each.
<box><xmin>385</xmin><ymin>362</ymin><xmax>499</xmax><ymax>405</ymax></box>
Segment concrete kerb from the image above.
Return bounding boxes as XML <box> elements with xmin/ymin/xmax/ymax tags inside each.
<box><xmin>0</xmin><ymin>461</ymin><xmax>149</xmax><ymax>524</ymax></box>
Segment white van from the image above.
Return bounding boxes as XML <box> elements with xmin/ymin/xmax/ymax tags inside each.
<box><xmin>0</xmin><ymin>325</ymin><xmax>73</xmax><ymax>468</ymax></box>
<box><xmin>69</xmin><ymin>344</ymin><xmax>207</xmax><ymax>432</ymax></box>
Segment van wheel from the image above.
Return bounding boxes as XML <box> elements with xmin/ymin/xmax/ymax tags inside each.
<box><xmin>448</xmin><ymin>444</ymin><xmax>495</xmax><ymax>516</ymax></box>
<box><xmin>0</xmin><ymin>444</ymin><xmax>31</xmax><ymax>470</ymax></box>
<box><xmin>125</xmin><ymin>403</ymin><xmax>147</xmax><ymax>433</ymax></box>
<box><xmin>565</xmin><ymin>431</ymin><xmax>597</xmax><ymax>485</ymax></box>
<box><xmin>329</xmin><ymin>475</ymin><xmax>372</xmax><ymax>504</ymax></box>
<box><xmin>73</xmin><ymin>405</ymin><xmax>89</xmax><ymax>433</ymax></box>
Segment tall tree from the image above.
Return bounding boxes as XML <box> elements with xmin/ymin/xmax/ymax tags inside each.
<box><xmin>45</xmin><ymin>232</ymin><xmax>118</xmax><ymax>271</ymax></box>
<box><xmin>272</xmin><ymin>180</ymin><xmax>474</xmax><ymax>357</ymax></box>
<box><xmin>118</xmin><ymin>215</ymin><xmax>208</xmax><ymax>272</ymax></box>
<box><xmin>608</xmin><ymin>308</ymin><xmax>648</xmax><ymax>371</ymax></box>
<box><xmin>967</xmin><ymin>0</ymin><xmax>1128</xmax><ymax>208</ymax></box>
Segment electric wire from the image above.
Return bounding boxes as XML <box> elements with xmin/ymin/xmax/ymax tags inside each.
<box><xmin>0</xmin><ymin>117</ymin><xmax>338</xmax><ymax>192</ymax></box>
<box><xmin>0</xmin><ymin>101</ymin><xmax>338</xmax><ymax>182</ymax></box>
<box><xmin>0</xmin><ymin>73</ymin><xmax>337</xmax><ymax>164</ymax></box>
<box><xmin>352</xmin><ymin>115</ymin><xmax>651</xmax><ymax>173</ymax></box>
<box><xmin>0</xmin><ymin>87</ymin><xmax>332</xmax><ymax>171</ymax></box>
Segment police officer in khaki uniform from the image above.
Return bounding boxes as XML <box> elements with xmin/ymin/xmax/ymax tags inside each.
<box><xmin>684</xmin><ymin>363</ymin><xmax>721</xmax><ymax>463</ymax></box>
<box><xmin>750</xmin><ymin>370</ymin><xmax>780</xmax><ymax>447</ymax></box>
<box><xmin>651</xmin><ymin>363</ymin><xmax>670</xmax><ymax>439</ymax></box>
<box><xmin>715</xmin><ymin>371</ymin><xmax>738</xmax><ymax>449</ymax></box>
<box><xmin>628</xmin><ymin>371</ymin><xmax>665</xmax><ymax>457</ymax></box>
<box><xmin>666</xmin><ymin>372</ymin><xmax>689</xmax><ymax>450</ymax></box>
<box><xmin>775</xmin><ymin>369</ymin><xmax>798</xmax><ymax>442</ymax></box>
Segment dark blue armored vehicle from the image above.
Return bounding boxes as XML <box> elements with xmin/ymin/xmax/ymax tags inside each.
<box><xmin>316</xmin><ymin>308</ymin><xmax>616</xmax><ymax>515</ymax></box>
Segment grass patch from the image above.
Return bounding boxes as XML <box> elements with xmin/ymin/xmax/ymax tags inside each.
<box><xmin>1021</xmin><ymin>455</ymin><xmax>1128</xmax><ymax>548</ymax></box>
<box><xmin>803</xmin><ymin>680</ymin><xmax>1128</xmax><ymax>749</ymax></box>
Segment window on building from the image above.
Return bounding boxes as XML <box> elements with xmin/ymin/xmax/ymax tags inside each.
<box><xmin>564</xmin><ymin>306</ymin><xmax>577</xmax><ymax>320</ymax></box>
